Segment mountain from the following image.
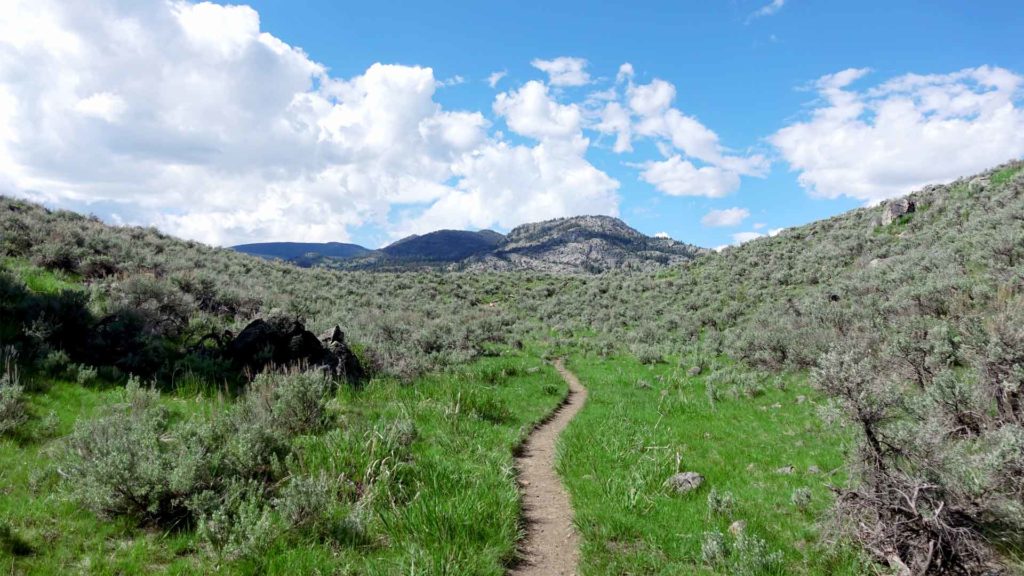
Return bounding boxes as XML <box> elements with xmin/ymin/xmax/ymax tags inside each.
<box><xmin>464</xmin><ymin>215</ymin><xmax>707</xmax><ymax>273</ymax></box>
<box><xmin>235</xmin><ymin>216</ymin><xmax>703</xmax><ymax>274</ymax></box>
<box><xmin>381</xmin><ymin>229</ymin><xmax>505</xmax><ymax>262</ymax></box>
<box><xmin>233</xmin><ymin>241</ymin><xmax>370</xmax><ymax>262</ymax></box>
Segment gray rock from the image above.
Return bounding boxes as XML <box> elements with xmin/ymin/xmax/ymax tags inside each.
<box><xmin>775</xmin><ymin>465</ymin><xmax>795</xmax><ymax>475</ymax></box>
<box><xmin>807</xmin><ymin>465</ymin><xmax>821</xmax><ymax>475</ymax></box>
<box><xmin>728</xmin><ymin>520</ymin><xmax>747</xmax><ymax>536</ymax></box>
<box><xmin>687</xmin><ymin>366</ymin><xmax>702</xmax><ymax>377</ymax></box>
<box><xmin>665</xmin><ymin>472</ymin><xmax>704</xmax><ymax>495</ymax></box>
<box><xmin>881</xmin><ymin>198</ymin><xmax>916</xmax><ymax>225</ymax></box>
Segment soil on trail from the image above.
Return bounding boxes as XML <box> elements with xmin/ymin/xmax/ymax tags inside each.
<box><xmin>510</xmin><ymin>359</ymin><xmax>588</xmax><ymax>576</ymax></box>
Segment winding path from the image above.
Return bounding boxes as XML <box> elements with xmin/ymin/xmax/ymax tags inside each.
<box><xmin>510</xmin><ymin>359</ymin><xmax>588</xmax><ymax>576</ymax></box>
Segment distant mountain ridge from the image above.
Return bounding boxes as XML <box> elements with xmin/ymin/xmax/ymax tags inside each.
<box><xmin>382</xmin><ymin>229</ymin><xmax>505</xmax><ymax>261</ymax></box>
<box><xmin>233</xmin><ymin>241</ymin><xmax>370</xmax><ymax>262</ymax></box>
<box><xmin>465</xmin><ymin>215</ymin><xmax>705</xmax><ymax>273</ymax></box>
<box><xmin>232</xmin><ymin>215</ymin><xmax>706</xmax><ymax>273</ymax></box>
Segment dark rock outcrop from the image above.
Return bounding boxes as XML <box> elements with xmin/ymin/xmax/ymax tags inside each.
<box><xmin>227</xmin><ymin>317</ymin><xmax>363</xmax><ymax>382</ymax></box>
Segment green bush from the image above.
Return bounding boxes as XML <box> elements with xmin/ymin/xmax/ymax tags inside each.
<box><xmin>0</xmin><ymin>352</ymin><xmax>27</xmax><ymax>436</ymax></box>
<box><xmin>61</xmin><ymin>369</ymin><xmax>338</xmax><ymax>557</ymax></box>
<box><xmin>62</xmin><ymin>378</ymin><xmax>185</xmax><ymax>523</ymax></box>
<box><xmin>195</xmin><ymin>478</ymin><xmax>277</xmax><ymax>561</ymax></box>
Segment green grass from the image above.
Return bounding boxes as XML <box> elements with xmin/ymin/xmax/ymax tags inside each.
<box><xmin>991</xmin><ymin>165</ymin><xmax>1023</xmax><ymax>186</ymax></box>
<box><xmin>1</xmin><ymin>353</ymin><xmax>566</xmax><ymax>574</ymax></box>
<box><xmin>2</xmin><ymin>258</ymin><xmax>82</xmax><ymax>294</ymax></box>
<box><xmin>559</xmin><ymin>355</ymin><xmax>866</xmax><ymax>575</ymax></box>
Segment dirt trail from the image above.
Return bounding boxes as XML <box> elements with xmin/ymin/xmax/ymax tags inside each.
<box><xmin>510</xmin><ymin>358</ymin><xmax>588</xmax><ymax>576</ymax></box>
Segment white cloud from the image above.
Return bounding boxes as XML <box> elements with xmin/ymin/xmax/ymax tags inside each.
<box><xmin>701</xmin><ymin>207</ymin><xmax>750</xmax><ymax>227</ymax></box>
<box><xmin>396</xmin><ymin>137</ymin><xmax>620</xmax><ymax>235</ymax></box>
<box><xmin>531</xmin><ymin>57</ymin><xmax>591</xmax><ymax>87</ymax></box>
<box><xmin>494</xmin><ymin>81</ymin><xmax>582</xmax><ymax>140</ymax></box>
<box><xmin>748</xmin><ymin>0</ymin><xmax>786</xmax><ymax>22</ymax></box>
<box><xmin>487</xmin><ymin>70</ymin><xmax>507</xmax><ymax>88</ymax></box>
<box><xmin>439</xmin><ymin>75</ymin><xmax>466</xmax><ymax>87</ymax></box>
<box><xmin>772</xmin><ymin>66</ymin><xmax>1024</xmax><ymax>203</ymax></box>
<box><xmin>595</xmin><ymin>101</ymin><xmax>632</xmax><ymax>153</ymax></box>
<box><xmin>591</xmin><ymin>77</ymin><xmax>768</xmax><ymax>197</ymax></box>
<box><xmin>0</xmin><ymin>0</ymin><xmax>619</xmax><ymax>246</ymax></box>
<box><xmin>640</xmin><ymin>156</ymin><xmax>740</xmax><ymax>197</ymax></box>
<box><xmin>653</xmin><ymin>231</ymin><xmax>670</xmax><ymax>239</ymax></box>
<box><xmin>628</xmin><ymin>79</ymin><xmax>676</xmax><ymax>117</ymax></box>
<box><xmin>616</xmin><ymin>63</ymin><xmax>634</xmax><ymax>83</ymax></box>
<box><xmin>74</xmin><ymin>92</ymin><xmax>127</xmax><ymax>122</ymax></box>
<box><xmin>732</xmin><ymin>231</ymin><xmax>763</xmax><ymax>244</ymax></box>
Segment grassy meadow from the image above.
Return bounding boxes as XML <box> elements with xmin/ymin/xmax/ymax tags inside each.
<box><xmin>1</xmin><ymin>354</ymin><xmax>566</xmax><ymax>575</ymax></box>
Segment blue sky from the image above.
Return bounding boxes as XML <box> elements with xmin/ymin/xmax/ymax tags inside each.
<box><xmin>1</xmin><ymin>1</ymin><xmax>1023</xmax><ymax>248</ymax></box>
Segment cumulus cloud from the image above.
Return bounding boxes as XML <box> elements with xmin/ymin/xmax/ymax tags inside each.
<box><xmin>595</xmin><ymin>101</ymin><xmax>632</xmax><ymax>153</ymax></box>
<box><xmin>772</xmin><ymin>65</ymin><xmax>1024</xmax><ymax>203</ymax></box>
<box><xmin>653</xmin><ymin>231</ymin><xmax>670</xmax><ymax>239</ymax></box>
<box><xmin>592</xmin><ymin>76</ymin><xmax>769</xmax><ymax>197</ymax></box>
<box><xmin>701</xmin><ymin>207</ymin><xmax>750</xmax><ymax>227</ymax></box>
<box><xmin>531</xmin><ymin>57</ymin><xmax>591</xmax><ymax>87</ymax></box>
<box><xmin>0</xmin><ymin>0</ymin><xmax>619</xmax><ymax>245</ymax></box>
<box><xmin>395</xmin><ymin>138</ymin><xmax>619</xmax><ymax>235</ymax></box>
<box><xmin>407</xmin><ymin>78</ymin><xmax>620</xmax><ymax>234</ymax></box>
<box><xmin>494</xmin><ymin>81</ymin><xmax>582</xmax><ymax>140</ymax></box>
<box><xmin>639</xmin><ymin>156</ymin><xmax>740</xmax><ymax>197</ymax></box>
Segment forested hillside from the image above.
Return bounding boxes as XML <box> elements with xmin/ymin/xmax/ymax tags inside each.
<box><xmin>1</xmin><ymin>160</ymin><xmax>1022</xmax><ymax>574</ymax></box>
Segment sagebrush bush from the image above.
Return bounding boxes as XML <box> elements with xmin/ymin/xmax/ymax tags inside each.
<box><xmin>196</xmin><ymin>478</ymin><xmax>277</xmax><ymax>561</ymax></box>
<box><xmin>701</xmin><ymin>531</ymin><xmax>726</xmax><ymax>566</ymax></box>
<box><xmin>1</xmin><ymin>348</ymin><xmax>27</xmax><ymax>436</ymax></box>
<box><xmin>0</xmin><ymin>372</ymin><xmax>27</xmax><ymax>436</ymax></box>
<box><xmin>274</xmin><ymin>471</ymin><xmax>341</xmax><ymax>537</ymax></box>
<box><xmin>706</xmin><ymin>487</ymin><xmax>735</xmax><ymax>518</ymax></box>
<box><xmin>62</xmin><ymin>378</ymin><xmax>185</xmax><ymax>522</ymax></box>
<box><xmin>62</xmin><ymin>370</ymin><xmax>336</xmax><ymax>546</ymax></box>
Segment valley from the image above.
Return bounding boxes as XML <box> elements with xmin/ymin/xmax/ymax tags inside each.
<box><xmin>1</xmin><ymin>161</ymin><xmax>1022</xmax><ymax>574</ymax></box>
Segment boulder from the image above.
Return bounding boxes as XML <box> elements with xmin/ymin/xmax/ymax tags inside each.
<box><xmin>881</xmin><ymin>198</ymin><xmax>916</xmax><ymax>225</ymax></box>
<box><xmin>227</xmin><ymin>318</ymin><xmax>363</xmax><ymax>383</ymax></box>
<box><xmin>320</xmin><ymin>324</ymin><xmax>364</xmax><ymax>383</ymax></box>
<box><xmin>687</xmin><ymin>366</ymin><xmax>702</xmax><ymax>377</ymax></box>
<box><xmin>665</xmin><ymin>471</ymin><xmax>704</xmax><ymax>495</ymax></box>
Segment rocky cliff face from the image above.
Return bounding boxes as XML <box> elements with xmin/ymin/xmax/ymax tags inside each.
<box><xmin>462</xmin><ymin>215</ymin><xmax>706</xmax><ymax>273</ymax></box>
